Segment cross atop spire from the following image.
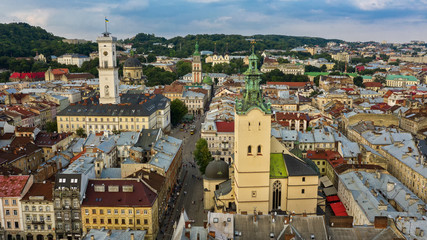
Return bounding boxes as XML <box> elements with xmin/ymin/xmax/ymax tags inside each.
<box><xmin>251</xmin><ymin>40</ymin><xmax>256</xmax><ymax>54</ymax></box>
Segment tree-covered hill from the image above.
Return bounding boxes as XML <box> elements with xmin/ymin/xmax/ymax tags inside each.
<box><xmin>0</xmin><ymin>22</ymin><xmax>96</xmax><ymax>57</ymax></box>
<box><xmin>122</xmin><ymin>33</ymin><xmax>343</xmax><ymax>58</ymax></box>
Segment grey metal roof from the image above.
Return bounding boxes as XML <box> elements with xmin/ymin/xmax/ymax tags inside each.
<box><xmin>124</xmin><ymin>57</ymin><xmax>142</xmax><ymax>68</ymax></box>
<box><xmin>58</xmin><ymin>93</ymin><xmax>169</xmax><ymax>117</ymax></box>
<box><xmin>283</xmin><ymin>154</ymin><xmax>318</xmax><ymax>176</ymax></box>
<box><xmin>83</xmin><ymin>229</ymin><xmax>146</xmax><ymax>240</ymax></box>
<box><xmin>134</xmin><ymin>129</ymin><xmax>162</xmax><ymax>150</ymax></box>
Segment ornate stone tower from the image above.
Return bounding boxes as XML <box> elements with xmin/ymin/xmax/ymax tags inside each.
<box><xmin>97</xmin><ymin>31</ymin><xmax>120</xmax><ymax>104</ymax></box>
<box><xmin>192</xmin><ymin>41</ymin><xmax>202</xmax><ymax>83</ymax></box>
<box><xmin>233</xmin><ymin>42</ymin><xmax>272</xmax><ymax>214</ymax></box>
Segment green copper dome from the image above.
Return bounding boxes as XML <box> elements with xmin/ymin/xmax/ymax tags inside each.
<box><xmin>203</xmin><ymin>75</ymin><xmax>213</xmax><ymax>85</ymax></box>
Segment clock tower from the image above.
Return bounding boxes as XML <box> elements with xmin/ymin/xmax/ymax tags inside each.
<box><xmin>97</xmin><ymin>31</ymin><xmax>120</xmax><ymax>104</ymax></box>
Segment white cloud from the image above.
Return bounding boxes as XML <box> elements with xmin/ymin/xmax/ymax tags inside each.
<box><xmin>352</xmin><ymin>0</ymin><xmax>393</xmax><ymax>10</ymax></box>
<box><xmin>11</xmin><ymin>9</ymin><xmax>53</xmax><ymax>26</ymax></box>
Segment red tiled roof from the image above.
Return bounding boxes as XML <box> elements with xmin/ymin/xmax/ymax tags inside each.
<box><xmin>21</xmin><ymin>181</ymin><xmax>53</xmax><ymax>201</ymax></box>
<box><xmin>163</xmin><ymin>84</ymin><xmax>184</xmax><ymax>93</ymax></box>
<box><xmin>0</xmin><ymin>175</ymin><xmax>30</xmax><ymax>197</ymax></box>
<box><xmin>153</xmin><ymin>88</ymin><xmax>164</xmax><ymax>95</ymax></box>
<box><xmin>81</xmin><ymin>179</ymin><xmax>157</xmax><ymax>207</ymax></box>
<box><xmin>16</xmin><ymin>126</ymin><xmax>35</xmax><ymax>132</ymax></box>
<box><xmin>35</xmin><ymin>132</ymin><xmax>70</xmax><ymax>147</ymax></box>
<box><xmin>371</xmin><ymin>103</ymin><xmax>392</xmax><ymax>112</ymax></box>
<box><xmin>70</xmin><ymin>149</ymin><xmax>86</xmax><ymax>164</ymax></box>
<box><xmin>307</xmin><ymin>150</ymin><xmax>345</xmax><ymax>168</ymax></box>
<box><xmin>276</xmin><ymin>112</ymin><xmax>309</xmax><ymax>121</ymax></box>
<box><xmin>266</xmin><ymin>82</ymin><xmax>309</xmax><ymax>87</ymax></box>
<box><xmin>51</xmin><ymin>68</ymin><xmax>69</xmax><ymax>75</ymax></box>
<box><xmin>215</xmin><ymin>121</ymin><xmax>234</xmax><ymax>133</ymax></box>
<box><xmin>363</xmin><ymin>82</ymin><xmax>382</xmax><ymax>88</ymax></box>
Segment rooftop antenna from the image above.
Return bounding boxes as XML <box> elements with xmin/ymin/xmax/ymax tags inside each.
<box><xmin>103</xmin><ymin>17</ymin><xmax>110</xmax><ymax>37</ymax></box>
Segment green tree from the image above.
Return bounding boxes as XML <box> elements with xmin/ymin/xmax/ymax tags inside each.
<box><xmin>374</xmin><ymin>75</ymin><xmax>386</xmax><ymax>84</ymax></box>
<box><xmin>320</xmin><ymin>64</ymin><xmax>327</xmax><ymax>72</ymax></box>
<box><xmin>194</xmin><ymin>138</ymin><xmax>213</xmax><ymax>174</ymax></box>
<box><xmin>175</xmin><ymin>61</ymin><xmax>192</xmax><ymax>78</ymax></box>
<box><xmin>76</xmin><ymin>128</ymin><xmax>87</xmax><ymax>138</ymax></box>
<box><xmin>353</xmin><ymin>76</ymin><xmax>364</xmax><ymax>87</ymax></box>
<box><xmin>170</xmin><ymin>99</ymin><xmax>188</xmax><ymax>126</ymax></box>
<box><xmin>0</xmin><ymin>71</ymin><xmax>10</xmax><ymax>82</ymax></box>
<box><xmin>277</xmin><ymin>58</ymin><xmax>290</xmax><ymax>64</ymax></box>
<box><xmin>313</xmin><ymin>75</ymin><xmax>321</xmax><ymax>87</ymax></box>
<box><xmin>146</xmin><ymin>53</ymin><xmax>157</xmax><ymax>63</ymax></box>
<box><xmin>45</xmin><ymin>121</ymin><xmax>57</xmax><ymax>133</ymax></box>
<box><xmin>305</xmin><ymin>65</ymin><xmax>321</xmax><ymax>72</ymax></box>
<box><xmin>261</xmin><ymin>69</ymin><xmax>309</xmax><ymax>84</ymax></box>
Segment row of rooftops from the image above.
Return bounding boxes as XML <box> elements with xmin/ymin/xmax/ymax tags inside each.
<box><xmin>339</xmin><ymin>171</ymin><xmax>426</xmax><ymax>223</ymax></box>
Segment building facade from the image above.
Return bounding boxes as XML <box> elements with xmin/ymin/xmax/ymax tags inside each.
<box><xmin>21</xmin><ymin>182</ymin><xmax>55</xmax><ymax>240</ymax></box>
<box><xmin>0</xmin><ymin>175</ymin><xmax>33</xmax><ymax>240</ymax></box>
<box><xmin>57</xmin><ymin>54</ymin><xmax>90</xmax><ymax>68</ymax></box>
<box><xmin>81</xmin><ymin>179</ymin><xmax>159</xmax><ymax>240</ymax></box>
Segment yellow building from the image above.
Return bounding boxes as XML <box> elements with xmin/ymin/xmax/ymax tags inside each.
<box><xmin>81</xmin><ymin>179</ymin><xmax>159</xmax><ymax>240</ymax></box>
<box><xmin>204</xmin><ymin>44</ymin><xmax>319</xmax><ymax>215</ymax></box>
<box><xmin>57</xmin><ymin>94</ymin><xmax>171</xmax><ymax>134</ymax></box>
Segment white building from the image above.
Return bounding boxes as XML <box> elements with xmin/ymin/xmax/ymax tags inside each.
<box><xmin>57</xmin><ymin>54</ymin><xmax>90</xmax><ymax>67</ymax></box>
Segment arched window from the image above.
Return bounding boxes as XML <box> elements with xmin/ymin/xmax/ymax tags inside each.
<box><xmin>258</xmin><ymin>122</ymin><xmax>261</xmax><ymax>130</ymax></box>
<box><xmin>247</xmin><ymin>145</ymin><xmax>252</xmax><ymax>155</ymax></box>
<box><xmin>272</xmin><ymin>181</ymin><xmax>282</xmax><ymax>210</ymax></box>
<box><xmin>257</xmin><ymin>145</ymin><xmax>262</xmax><ymax>155</ymax></box>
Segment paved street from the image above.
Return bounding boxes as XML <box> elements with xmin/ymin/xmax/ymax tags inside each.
<box><xmin>157</xmin><ymin>114</ymin><xmax>207</xmax><ymax>239</ymax></box>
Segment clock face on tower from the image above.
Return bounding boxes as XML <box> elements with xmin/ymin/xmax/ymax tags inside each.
<box><xmin>103</xmin><ymin>51</ymin><xmax>108</xmax><ymax>56</ymax></box>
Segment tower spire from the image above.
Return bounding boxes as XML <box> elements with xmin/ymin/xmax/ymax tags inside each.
<box><xmin>235</xmin><ymin>41</ymin><xmax>271</xmax><ymax>115</ymax></box>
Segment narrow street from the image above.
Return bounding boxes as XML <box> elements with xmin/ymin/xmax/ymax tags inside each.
<box><xmin>157</xmin><ymin>114</ymin><xmax>207</xmax><ymax>239</ymax></box>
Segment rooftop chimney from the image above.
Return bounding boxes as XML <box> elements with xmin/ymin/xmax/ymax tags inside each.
<box><xmin>90</xmin><ymin>236</ymin><xmax>94</xmax><ymax>240</ymax></box>
<box><xmin>131</xmin><ymin>233</ymin><xmax>134</xmax><ymax>240</ymax></box>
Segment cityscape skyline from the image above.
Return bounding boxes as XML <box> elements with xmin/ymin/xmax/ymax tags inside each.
<box><xmin>1</xmin><ymin>0</ymin><xmax>427</xmax><ymax>43</ymax></box>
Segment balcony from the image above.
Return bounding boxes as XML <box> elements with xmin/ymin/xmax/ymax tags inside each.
<box><xmin>32</xmin><ymin>220</ymin><xmax>45</xmax><ymax>224</ymax></box>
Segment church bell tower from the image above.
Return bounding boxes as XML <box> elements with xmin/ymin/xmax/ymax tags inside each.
<box><xmin>97</xmin><ymin>30</ymin><xmax>120</xmax><ymax>104</ymax></box>
<box><xmin>192</xmin><ymin>41</ymin><xmax>202</xmax><ymax>83</ymax></box>
<box><xmin>233</xmin><ymin>42</ymin><xmax>272</xmax><ymax>214</ymax></box>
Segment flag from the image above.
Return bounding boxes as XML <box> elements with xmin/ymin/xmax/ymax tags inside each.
<box><xmin>105</xmin><ymin>18</ymin><xmax>109</xmax><ymax>22</ymax></box>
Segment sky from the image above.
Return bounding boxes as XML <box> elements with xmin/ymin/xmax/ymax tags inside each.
<box><xmin>1</xmin><ymin>0</ymin><xmax>427</xmax><ymax>43</ymax></box>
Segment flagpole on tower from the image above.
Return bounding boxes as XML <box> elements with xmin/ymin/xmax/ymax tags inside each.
<box><xmin>104</xmin><ymin>17</ymin><xmax>110</xmax><ymax>36</ymax></box>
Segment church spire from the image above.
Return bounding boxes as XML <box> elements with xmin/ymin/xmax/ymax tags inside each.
<box><xmin>193</xmin><ymin>40</ymin><xmax>200</xmax><ymax>56</ymax></box>
<box><xmin>235</xmin><ymin>41</ymin><xmax>271</xmax><ymax>115</ymax></box>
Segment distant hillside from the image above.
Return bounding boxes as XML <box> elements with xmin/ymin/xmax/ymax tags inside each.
<box><xmin>123</xmin><ymin>33</ymin><xmax>344</xmax><ymax>58</ymax></box>
<box><xmin>0</xmin><ymin>22</ymin><xmax>96</xmax><ymax>57</ymax></box>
